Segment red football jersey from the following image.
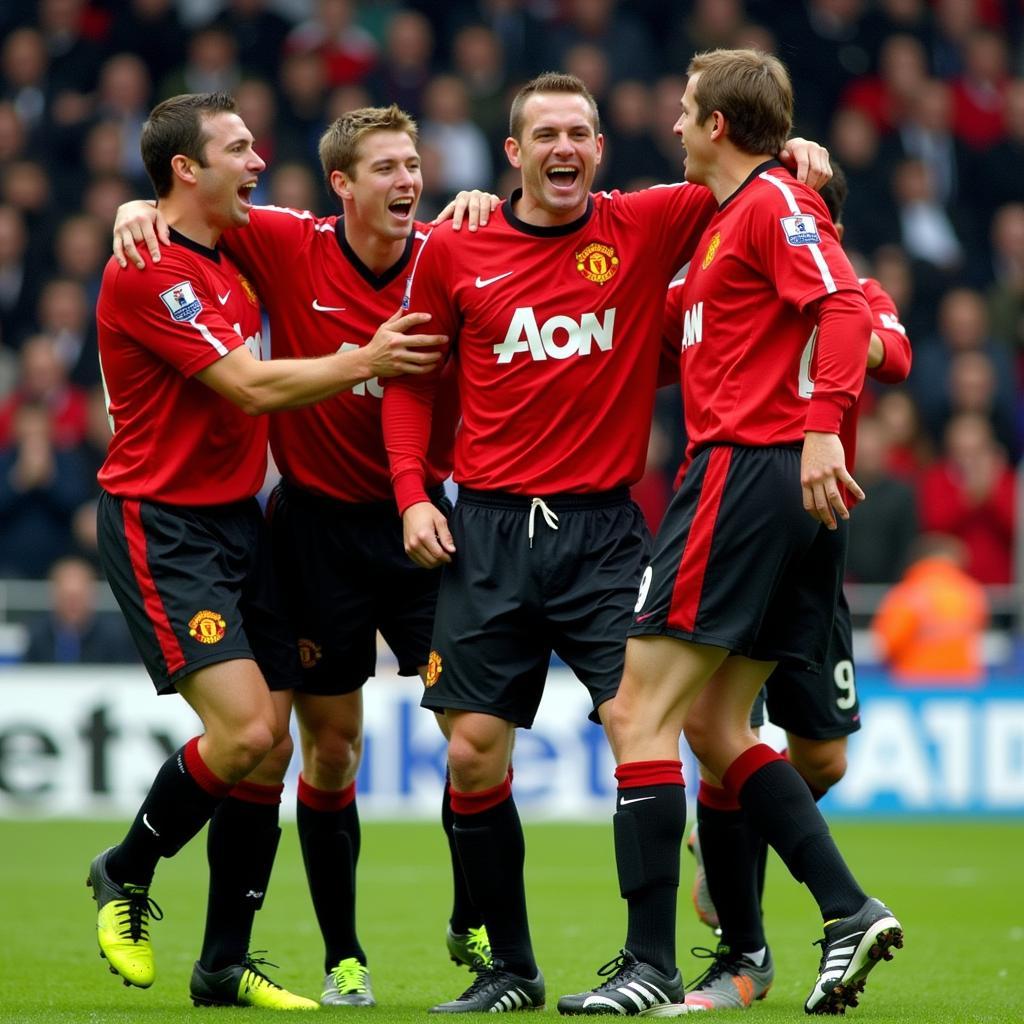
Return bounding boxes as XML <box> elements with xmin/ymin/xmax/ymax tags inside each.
<box><xmin>384</xmin><ymin>184</ymin><xmax>717</xmax><ymax>511</ymax></box>
<box><xmin>677</xmin><ymin>163</ymin><xmax>868</xmax><ymax>456</ymax></box>
<box><xmin>220</xmin><ymin>206</ymin><xmax>457</xmax><ymax>503</ymax></box>
<box><xmin>665</xmin><ymin>273</ymin><xmax>912</xmax><ymax>503</ymax></box>
<box><xmin>97</xmin><ymin>232</ymin><xmax>267</xmax><ymax>505</ymax></box>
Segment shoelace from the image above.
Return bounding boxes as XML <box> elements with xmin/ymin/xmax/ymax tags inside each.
<box><xmin>527</xmin><ymin>497</ymin><xmax>559</xmax><ymax>548</ymax></box>
<box><xmin>115</xmin><ymin>886</ymin><xmax>163</xmax><ymax>942</ymax></box>
<box><xmin>458</xmin><ymin>960</ymin><xmax>514</xmax><ymax>1001</ymax></box>
<box><xmin>465</xmin><ymin>926</ymin><xmax>492</xmax><ymax>964</ymax></box>
<box><xmin>240</xmin><ymin>951</ymin><xmax>283</xmax><ymax>993</ymax></box>
<box><xmin>591</xmin><ymin>950</ymin><xmax>640</xmax><ymax>989</ymax></box>
<box><xmin>686</xmin><ymin>945</ymin><xmax>745</xmax><ymax>991</ymax></box>
<box><xmin>331</xmin><ymin>958</ymin><xmax>370</xmax><ymax>993</ymax></box>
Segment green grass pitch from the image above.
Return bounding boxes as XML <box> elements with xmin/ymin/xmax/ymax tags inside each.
<box><xmin>0</xmin><ymin>818</ymin><xmax>1021</xmax><ymax>1022</ymax></box>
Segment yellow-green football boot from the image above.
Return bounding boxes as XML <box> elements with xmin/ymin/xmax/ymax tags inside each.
<box><xmin>87</xmin><ymin>846</ymin><xmax>162</xmax><ymax>988</ymax></box>
<box><xmin>446</xmin><ymin>924</ymin><xmax>492</xmax><ymax>970</ymax></box>
<box><xmin>190</xmin><ymin>954</ymin><xmax>319</xmax><ymax>1009</ymax></box>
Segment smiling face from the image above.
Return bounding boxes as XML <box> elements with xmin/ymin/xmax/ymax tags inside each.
<box><xmin>505</xmin><ymin>91</ymin><xmax>603</xmax><ymax>226</ymax></box>
<box><xmin>191</xmin><ymin>111</ymin><xmax>265</xmax><ymax>230</ymax></box>
<box><xmin>674</xmin><ymin>73</ymin><xmax>712</xmax><ymax>185</ymax></box>
<box><xmin>333</xmin><ymin>128</ymin><xmax>421</xmax><ymax>243</ymax></box>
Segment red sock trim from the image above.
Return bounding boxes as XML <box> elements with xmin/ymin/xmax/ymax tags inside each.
<box><xmin>183</xmin><ymin>736</ymin><xmax>232</xmax><ymax>798</ymax></box>
<box><xmin>450</xmin><ymin>777</ymin><xmax>512</xmax><ymax>816</ymax></box>
<box><xmin>723</xmin><ymin>744</ymin><xmax>783</xmax><ymax>800</ymax></box>
<box><xmin>229</xmin><ymin>779</ymin><xmax>283</xmax><ymax>805</ymax></box>
<box><xmin>615</xmin><ymin>759</ymin><xmax>684</xmax><ymax>789</ymax></box>
<box><xmin>697</xmin><ymin>780</ymin><xmax>741</xmax><ymax>812</ymax></box>
<box><xmin>297</xmin><ymin>775</ymin><xmax>356</xmax><ymax>813</ymax></box>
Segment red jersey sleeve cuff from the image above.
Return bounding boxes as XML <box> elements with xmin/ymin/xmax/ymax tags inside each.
<box><xmin>804</xmin><ymin>398</ymin><xmax>846</xmax><ymax>435</ymax></box>
<box><xmin>393</xmin><ymin>471</ymin><xmax>431</xmax><ymax>516</ymax></box>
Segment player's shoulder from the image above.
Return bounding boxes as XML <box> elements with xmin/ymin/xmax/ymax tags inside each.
<box><xmin>751</xmin><ymin>167</ymin><xmax>827</xmax><ymax>212</ymax></box>
<box><xmin>249</xmin><ymin>204</ymin><xmax>339</xmax><ymax>239</ymax></box>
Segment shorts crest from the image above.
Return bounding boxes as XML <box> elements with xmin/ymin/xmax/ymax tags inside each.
<box><xmin>188</xmin><ymin>609</ymin><xmax>226</xmax><ymax>644</ymax></box>
<box><xmin>298</xmin><ymin>637</ymin><xmax>323</xmax><ymax>669</ymax></box>
<box><xmin>425</xmin><ymin>649</ymin><xmax>443</xmax><ymax>686</ymax></box>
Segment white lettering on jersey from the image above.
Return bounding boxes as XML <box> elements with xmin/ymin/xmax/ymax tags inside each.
<box><xmin>879</xmin><ymin>311</ymin><xmax>906</xmax><ymax>334</ymax></box>
<box><xmin>232</xmin><ymin>322</ymin><xmax>263</xmax><ymax>360</ymax></box>
<box><xmin>339</xmin><ymin>341</ymin><xmax>383</xmax><ymax>398</ymax></box>
<box><xmin>493</xmin><ymin>308</ymin><xmax>616</xmax><ymax>364</ymax></box>
<box><xmin>798</xmin><ymin>326</ymin><xmax>817</xmax><ymax>399</ymax></box>
<box><xmin>681</xmin><ymin>302</ymin><xmax>703</xmax><ymax>350</ymax></box>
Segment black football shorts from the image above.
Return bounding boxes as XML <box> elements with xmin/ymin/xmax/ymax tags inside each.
<box><xmin>421</xmin><ymin>487</ymin><xmax>651</xmax><ymax>728</ymax></box>
<box><xmin>97</xmin><ymin>491</ymin><xmax>300</xmax><ymax>694</ymax></box>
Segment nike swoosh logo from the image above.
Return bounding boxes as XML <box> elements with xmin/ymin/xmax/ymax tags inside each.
<box><xmin>217</xmin><ymin>291</ymin><xmax>231</xmax><ymax>304</ymax></box>
<box><xmin>475</xmin><ymin>271</ymin><xmax>514</xmax><ymax>288</ymax></box>
<box><xmin>142</xmin><ymin>813</ymin><xmax>160</xmax><ymax>837</ymax></box>
<box><xmin>619</xmin><ymin>796</ymin><xmax>657</xmax><ymax>806</ymax></box>
<box><xmin>312</xmin><ymin>300</ymin><xmax>346</xmax><ymax>312</ymax></box>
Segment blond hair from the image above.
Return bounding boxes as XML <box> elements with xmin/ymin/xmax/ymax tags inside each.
<box><xmin>318</xmin><ymin>104</ymin><xmax>418</xmax><ymax>185</ymax></box>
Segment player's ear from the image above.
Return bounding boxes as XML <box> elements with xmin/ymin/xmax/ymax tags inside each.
<box><xmin>171</xmin><ymin>154</ymin><xmax>197</xmax><ymax>184</ymax></box>
<box><xmin>329</xmin><ymin>168</ymin><xmax>352</xmax><ymax>201</ymax></box>
<box><xmin>504</xmin><ymin>136</ymin><xmax>522</xmax><ymax>170</ymax></box>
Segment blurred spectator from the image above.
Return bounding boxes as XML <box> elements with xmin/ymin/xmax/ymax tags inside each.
<box><xmin>545</xmin><ymin>0</ymin><xmax>659</xmax><ymax>84</ymax></box>
<box><xmin>23</xmin><ymin>554</ymin><xmax>136</xmax><ymax>663</ymax></box>
<box><xmin>949</xmin><ymin>27</ymin><xmax>1009</xmax><ymax>150</ymax></box>
<box><xmin>275</xmin><ymin>50</ymin><xmax>329</xmax><ymax>166</ymax></box>
<box><xmin>1</xmin><ymin>160</ymin><xmax>60</xmax><ymax>271</ymax></box>
<box><xmin>420</xmin><ymin>74</ymin><xmax>491</xmax><ymax>193</ymax></box>
<box><xmin>159</xmin><ymin>25</ymin><xmax>242</xmax><ymax>100</ymax></box>
<box><xmin>946</xmin><ymin>350</ymin><xmax>1017</xmax><ymax>456</ymax></box>
<box><xmin>285</xmin><ymin>0</ymin><xmax>378</xmax><ymax>88</ymax></box>
<box><xmin>0</xmin><ymin>28</ymin><xmax>50</xmax><ymax>145</ymax></box>
<box><xmin>928</xmin><ymin>0</ymin><xmax>980</xmax><ymax>79</ymax></box>
<box><xmin>649</xmin><ymin>74</ymin><xmax>688</xmax><ymax>179</ymax></box>
<box><xmin>0</xmin><ymin>401</ymin><xmax>90</xmax><ymax>577</ymax></box>
<box><xmin>105</xmin><ymin>0</ymin><xmax>186</xmax><ymax>88</ymax></box>
<box><xmin>0</xmin><ymin>100</ymin><xmax>29</xmax><ymax>163</ymax></box>
<box><xmin>208</xmin><ymin>0</ymin><xmax>291</xmax><ymax>82</ymax></box>
<box><xmin>910</xmin><ymin>287</ymin><xmax>1016</xmax><ymax>452</ymax></box>
<box><xmin>0</xmin><ymin>334</ymin><xmax>88</xmax><ymax>447</ymax></box>
<box><xmin>0</xmin><ymin>203</ymin><xmax>38</xmax><ymax>347</ymax></box>
<box><xmin>667</xmin><ymin>0</ymin><xmax>750</xmax><ymax>62</ymax></box>
<box><xmin>561</xmin><ymin>42</ymin><xmax>612</xmax><ymax>110</ymax></box>
<box><xmin>367</xmin><ymin>8</ymin><xmax>436</xmax><ymax>119</ymax></box>
<box><xmin>840</xmin><ymin>32</ymin><xmax>930</xmax><ymax>135</ymax></box>
<box><xmin>986</xmin><ymin>202</ymin><xmax>1024</xmax><ymax>359</ymax></box>
<box><xmin>53</xmin><ymin>213</ymin><xmax>105</xmax><ymax>305</ymax></box>
<box><xmin>602</xmin><ymin>80</ymin><xmax>672</xmax><ymax>190</ymax></box>
<box><xmin>36</xmin><ymin>277</ymin><xmax>98</xmax><ymax>387</ymax></box>
<box><xmin>918</xmin><ymin>412</ymin><xmax>1015</xmax><ymax>583</ymax></box>
<box><xmin>828</xmin><ymin>107</ymin><xmax>897</xmax><ymax>257</ymax></box>
<box><xmin>80</xmin><ymin>172</ymin><xmax>136</xmax><ymax>226</ymax></box>
<box><xmin>450</xmin><ymin>23</ymin><xmax>508</xmax><ymax>163</ymax></box>
<box><xmin>890</xmin><ymin>79</ymin><xmax>964</xmax><ymax>209</ymax></box>
<box><xmin>37</xmin><ymin>0</ymin><xmax>104</xmax><ymax>98</ymax></box>
<box><xmin>890</xmin><ymin>157</ymin><xmax>964</xmax><ymax>274</ymax></box>
<box><xmin>847</xmin><ymin>413</ymin><xmax>919</xmax><ymax>582</ymax></box>
<box><xmin>873</xmin><ymin>387</ymin><xmax>934</xmax><ymax>479</ymax></box>
<box><xmin>872</xmin><ymin>532</ymin><xmax>989</xmax><ymax>685</ymax></box>
<box><xmin>972</xmin><ymin>82</ymin><xmax>1024</xmax><ymax>232</ymax></box>
<box><xmin>267</xmin><ymin>160</ymin><xmax>321</xmax><ymax>214</ymax></box>
<box><xmin>90</xmin><ymin>53</ymin><xmax>153</xmax><ymax>187</ymax></box>
<box><xmin>444</xmin><ymin>0</ymin><xmax>548</xmax><ymax>79</ymax></box>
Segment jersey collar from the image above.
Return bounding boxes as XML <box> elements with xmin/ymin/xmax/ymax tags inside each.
<box><xmin>335</xmin><ymin>217</ymin><xmax>415</xmax><ymax>291</ymax></box>
<box><xmin>168</xmin><ymin>226</ymin><xmax>221</xmax><ymax>262</ymax></box>
<box><xmin>503</xmin><ymin>188</ymin><xmax>594</xmax><ymax>237</ymax></box>
<box><xmin>718</xmin><ymin>158</ymin><xmax>782</xmax><ymax>211</ymax></box>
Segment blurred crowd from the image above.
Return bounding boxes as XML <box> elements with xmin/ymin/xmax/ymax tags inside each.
<box><xmin>0</xmin><ymin>0</ymin><xmax>1020</xmax><ymax>612</ymax></box>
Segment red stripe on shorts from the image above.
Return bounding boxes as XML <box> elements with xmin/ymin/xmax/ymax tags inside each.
<box><xmin>123</xmin><ymin>499</ymin><xmax>186</xmax><ymax>675</ymax></box>
<box><xmin>668</xmin><ymin>446</ymin><xmax>733</xmax><ymax>634</ymax></box>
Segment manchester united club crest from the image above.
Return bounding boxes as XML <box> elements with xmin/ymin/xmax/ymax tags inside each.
<box><xmin>238</xmin><ymin>274</ymin><xmax>259</xmax><ymax>305</ymax></box>
<box><xmin>188</xmin><ymin>609</ymin><xmax>226</xmax><ymax>645</ymax></box>
<box><xmin>701</xmin><ymin>232</ymin><xmax>721</xmax><ymax>270</ymax></box>
<box><xmin>575</xmin><ymin>242</ymin><xmax>619</xmax><ymax>284</ymax></box>
<box><xmin>425</xmin><ymin>650</ymin><xmax>443</xmax><ymax>687</ymax></box>
<box><xmin>298</xmin><ymin>638</ymin><xmax>323</xmax><ymax>669</ymax></box>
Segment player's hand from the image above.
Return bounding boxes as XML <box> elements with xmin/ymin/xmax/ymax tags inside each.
<box><xmin>403</xmin><ymin>501</ymin><xmax>455</xmax><ymax>568</ymax></box>
<box><xmin>364</xmin><ymin>310</ymin><xmax>445</xmax><ymax>378</ymax></box>
<box><xmin>434</xmin><ymin>190</ymin><xmax>501</xmax><ymax>231</ymax></box>
<box><xmin>779</xmin><ymin>138</ymin><xmax>831</xmax><ymax>191</ymax></box>
<box><xmin>113</xmin><ymin>200</ymin><xmax>168</xmax><ymax>269</ymax></box>
<box><xmin>801</xmin><ymin>431</ymin><xmax>864</xmax><ymax>529</ymax></box>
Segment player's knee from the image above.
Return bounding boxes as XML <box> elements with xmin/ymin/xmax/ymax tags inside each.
<box><xmin>308</xmin><ymin>725</ymin><xmax>363</xmax><ymax>784</ymax></box>
<box><xmin>223</xmin><ymin>719</ymin><xmax>277</xmax><ymax>776</ymax></box>
<box><xmin>257</xmin><ymin>733</ymin><xmax>294</xmax><ymax>782</ymax></box>
<box><xmin>446</xmin><ymin>734</ymin><xmax>505</xmax><ymax>790</ymax></box>
<box><xmin>790</xmin><ymin>745</ymin><xmax>847</xmax><ymax>793</ymax></box>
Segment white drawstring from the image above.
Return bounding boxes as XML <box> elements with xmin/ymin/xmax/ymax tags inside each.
<box><xmin>528</xmin><ymin>497</ymin><xmax>560</xmax><ymax>548</ymax></box>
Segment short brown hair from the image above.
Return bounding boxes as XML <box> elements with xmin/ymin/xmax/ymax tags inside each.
<box><xmin>317</xmin><ymin>104</ymin><xmax>418</xmax><ymax>187</ymax></box>
<box><xmin>140</xmin><ymin>92</ymin><xmax>238</xmax><ymax>198</ymax></box>
<box><xmin>508</xmin><ymin>72</ymin><xmax>600</xmax><ymax>141</ymax></box>
<box><xmin>687</xmin><ymin>49</ymin><xmax>792</xmax><ymax>156</ymax></box>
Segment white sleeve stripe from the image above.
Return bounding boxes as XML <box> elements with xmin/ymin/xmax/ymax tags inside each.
<box><xmin>190</xmin><ymin>318</ymin><xmax>229</xmax><ymax>356</ymax></box>
<box><xmin>253</xmin><ymin>204</ymin><xmax>314</xmax><ymax>220</ymax></box>
<box><xmin>759</xmin><ymin>172</ymin><xmax>837</xmax><ymax>294</ymax></box>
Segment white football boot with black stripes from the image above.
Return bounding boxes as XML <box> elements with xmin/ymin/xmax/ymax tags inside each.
<box><xmin>558</xmin><ymin>950</ymin><xmax>688</xmax><ymax>1016</ymax></box>
<box><xmin>805</xmin><ymin>897</ymin><xmax>903</xmax><ymax>1014</ymax></box>
<box><xmin>430</xmin><ymin>961</ymin><xmax>545</xmax><ymax>1013</ymax></box>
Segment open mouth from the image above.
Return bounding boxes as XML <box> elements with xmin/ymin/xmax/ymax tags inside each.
<box><xmin>546</xmin><ymin>165</ymin><xmax>579</xmax><ymax>188</ymax></box>
<box><xmin>237</xmin><ymin>181</ymin><xmax>257</xmax><ymax>206</ymax></box>
<box><xmin>388</xmin><ymin>196</ymin><xmax>414</xmax><ymax>219</ymax></box>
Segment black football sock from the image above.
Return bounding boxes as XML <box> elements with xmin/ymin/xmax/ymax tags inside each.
<box><xmin>199</xmin><ymin>781</ymin><xmax>282</xmax><ymax>971</ymax></box>
<box><xmin>297</xmin><ymin>776</ymin><xmax>365</xmax><ymax>971</ymax></box>
<box><xmin>725</xmin><ymin>745</ymin><xmax>866</xmax><ymax>922</ymax></box>
<box><xmin>107</xmin><ymin>737</ymin><xmax>231</xmax><ymax>886</ymax></box>
<box><xmin>696</xmin><ymin>782</ymin><xmax>766</xmax><ymax>952</ymax></box>
<box><xmin>614</xmin><ymin>760</ymin><xmax>686</xmax><ymax>977</ymax></box>
<box><xmin>443</xmin><ymin>768</ymin><xmax>483</xmax><ymax>933</ymax></box>
<box><xmin>451</xmin><ymin>778</ymin><xmax>536</xmax><ymax>978</ymax></box>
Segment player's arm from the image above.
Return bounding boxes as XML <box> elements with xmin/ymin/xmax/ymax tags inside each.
<box><xmin>113</xmin><ymin>200</ymin><xmax>166</xmax><ymax>268</ymax></box>
<box><xmin>777</xmin><ymin>138</ymin><xmax>831</xmax><ymax>190</ymax></box>
<box><xmin>801</xmin><ymin>289</ymin><xmax>872</xmax><ymax>529</ymax></box>
<box><xmin>433</xmin><ymin>190</ymin><xmax>501</xmax><ymax>232</ymax></box>
<box><xmin>862</xmin><ymin>278</ymin><xmax>912</xmax><ymax>383</ymax></box>
<box><xmin>196</xmin><ymin>309</ymin><xmax>444</xmax><ymax>414</ymax></box>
